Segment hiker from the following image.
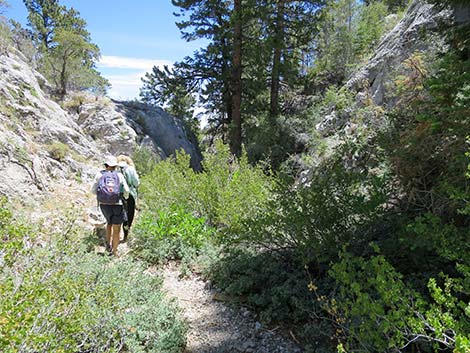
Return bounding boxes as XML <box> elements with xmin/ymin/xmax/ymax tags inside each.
<box><xmin>91</xmin><ymin>156</ymin><xmax>129</xmax><ymax>256</ymax></box>
<box><xmin>117</xmin><ymin>154</ymin><xmax>140</xmax><ymax>241</ymax></box>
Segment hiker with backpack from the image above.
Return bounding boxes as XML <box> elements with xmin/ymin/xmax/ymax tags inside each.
<box><xmin>117</xmin><ymin>154</ymin><xmax>140</xmax><ymax>242</ymax></box>
<box><xmin>91</xmin><ymin>156</ymin><xmax>129</xmax><ymax>256</ymax></box>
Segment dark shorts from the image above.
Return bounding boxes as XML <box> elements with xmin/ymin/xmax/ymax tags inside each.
<box><xmin>100</xmin><ymin>204</ymin><xmax>125</xmax><ymax>225</ymax></box>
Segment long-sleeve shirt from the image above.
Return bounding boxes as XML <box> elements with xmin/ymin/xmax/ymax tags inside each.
<box><xmin>121</xmin><ymin>165</ymin><xmax>140</xmax><ymax>200</ymax></box>
<box><xmin>91</xmin><ymin>169</ymin><xmax>129</xmax><ymax>205</ymax></box>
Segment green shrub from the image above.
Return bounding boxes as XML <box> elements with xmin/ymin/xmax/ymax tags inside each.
<box><xmin>242</xmin><ymin>151</ymin><xmax>392</xmax><ymax>262</ymax></box>
<box><xmin>0</xmin><ymin>197</ymin><xmax>35</xmax><ymax>266</ymax></box>
<box><xmin>325</xmin><ymin>250</ymin><xmax>421</xmax><ymax>352</ymax></box>
<box><xmin>0</xmin><ymin>201</ymin><xmax>187</xmax><ymax>353</ymax></box>
<box><xmin>209</xmin><ymin>247</ymin><xmax>313</xmax><ymax>322</ymax></box>
<box><xmin>323</xmin><ymin>245</ymin><xmax>470</xmax><ymax>353</ymax></box>
<box><xmin>46</xmin><ymin>141</ymin><xmax>70</xmax><ymax>162</ymax></box>
<box><xmin>132</xmin><ymin>207</ymin><xmax>215</xmax><ymax>266</ymax></box>
<box><xmin>138</xmin><ymin>141</ymin><xmax>274</xmax><ymax>239</ymax></box>
<box><xmin>62</xmin><ymin>93</ymin><xmax>89</xmax><ymax>113</ymax></box>
<box><xmin>206</xmin><ymin>245</ymin><xmax>336</xmax><ymax>352</ymax></box>
<box><xmin>133</xmin><ymin>145</ymin><xmax>161</xmax><ymax>178</ymax></box>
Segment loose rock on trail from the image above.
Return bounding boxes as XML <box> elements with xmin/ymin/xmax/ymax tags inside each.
<box><xmin>160</xmin><ymin>263</ymin><xmax>302</xmax><ymax>353</ymax></box>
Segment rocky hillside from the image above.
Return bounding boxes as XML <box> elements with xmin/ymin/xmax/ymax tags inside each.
<box><xmin>306</xmin><ymin>0</ymin><xmax>470</xmax><ymax>170</ymax></box>
<box><xmin>316</xmin><ymin>0</ymin><xmax>458</xmax><ymax>138</ymax></box>
<box><xmin>0</xmin><ymin>48</ymin><xmax>201</xmax><ymax>214</ymax></box>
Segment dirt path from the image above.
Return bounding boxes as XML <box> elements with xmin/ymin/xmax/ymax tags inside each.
<box><xmin>160</xmin><ymin>263</ymin><xmax>302</xmax><ymax>353</ymax></box>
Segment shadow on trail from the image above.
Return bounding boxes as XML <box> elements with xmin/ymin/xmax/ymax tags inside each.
<box><xmin>163</xmin><ymin>257</ymin><xmax>304</xmax><ymax>353</ymax></box>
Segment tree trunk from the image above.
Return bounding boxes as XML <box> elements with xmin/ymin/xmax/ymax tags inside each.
<box><xmin>269</xmin><ymin>0</ymin><xmax>285</xmax><ymax>122</ymax></box>
<box><xmin>230</xmin><ymin>0</ymin><xmax>243</xmax><ymax>157</ymax></box>
<box><xmin>59</xmin><ymin>53</ymin><xmax>67</xmax><ymax>100</ymax></box>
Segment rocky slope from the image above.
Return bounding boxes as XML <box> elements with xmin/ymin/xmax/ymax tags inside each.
<box><xmin>315</xmin><ymin>0</ymin><xmax>457</xmax><ymax>138</ymax></box>
<box><xmin>301</xmin><ymin>0</ymin><xmax>470</xmax><ymax>175</ymax></box>
<box><xmin>0</xmin><ymin>48</ymin><xmax>201</xmax><ymax>212</ymax></box>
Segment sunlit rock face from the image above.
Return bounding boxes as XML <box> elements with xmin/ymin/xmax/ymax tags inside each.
<box><xmin>0</xmin><ymin>49</ymin><xmax>201</xmax><ymax>205</ymax></box>
<box><xmin>315</xmin><ymin>0</ymin><xmax>468</xmax><ymax>139</ymax></box>
<box><xmin>346</xmin><ymin>0</ymin><xmax>453</xmax><ymax>107</ymax></box>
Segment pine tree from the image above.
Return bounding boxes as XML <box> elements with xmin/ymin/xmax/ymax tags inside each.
<box><xmin>140</xmin><ymin>64</ymin><xmax>197</xmax><ymax>133</ymax></box>
<box><xmin>143</xmin><ymin>0</ymin><xmax>322</xmax><ymax>160</ymax></box>
<box><xmin>157</xmin><ymin>0</ymin><xmax>236</xmax><ymax>143</ymax></box>
<box><xmin>230</xmin><ymin>0</ymin><xmax>243</xmax><ymax>156</ymax></box>
<box><xmin>23</xmin><ymin>0</ymin><xmax>108</xmax><ymax>99</ymax></box>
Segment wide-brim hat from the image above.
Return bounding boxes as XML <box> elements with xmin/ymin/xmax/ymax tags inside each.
<box><xmin>118</xmin><ymin>160</ymin><xmax>128</xmax><ymax>167</ymax></box>
<box><xmin>104</xmin><ymin>156</ymin><xmax>118</xmax><ymax>167</ymax></box>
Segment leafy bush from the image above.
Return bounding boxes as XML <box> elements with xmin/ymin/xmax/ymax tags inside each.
<box><xmin>209</xmin><ymin>247</ymin><xmax>312</xmax><ymax>321</ymax></box>
<box><xmin>132</xmin><ymin>207</ymin><xmax>215</xmax><ymax>266</ymax></box>
<box><xmin>321</xmin><ymin>242</ymin><xmax>470</xmax><ymax>353</ymax></box>
<box><xmin>61</xmin><ymin>92</ymin><xmax>90</xmax><ymax>113</ymax></box>
<box><xmin>138</xmin><ymin>141</ymin><xmax>274</xmax><ymax>239</ymax></box>
<box><xmin>324</xmin><ymin>250</ymin><xmax>422</xmax><ymax>352</ymax></box>
<box><xmin>0</xmin><ymin>200</ymin><xmax>187</xmax><ymax>353</ymax></box>
<box><xmin>242</xmin><ymin>152</ymin><xmax>393</xmax><ymax>262</ymax></box>
<box><xmin>0</xmin><ymin>198</ymin><xmax>34</xmax><ymax>266</ymax></box>
<box><xmin>206</xmin><ymin>245</ymin><xmax>336</xmax><ymax>352</ymax></box>
<box><xmin>133</xmin><ymin>145</ymin><xmax>160</xmax><ymax>178</ymax></box>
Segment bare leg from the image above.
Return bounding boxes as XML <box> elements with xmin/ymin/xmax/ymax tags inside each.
<box><xmin>111</xmin><ymin>224</ymin><xmax>121</xmax><ymax>256</ymax></box>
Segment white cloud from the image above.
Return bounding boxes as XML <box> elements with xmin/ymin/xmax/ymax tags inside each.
<box><xmin>96</xmin><ymin>55</ymin><xmax>173</xmax><ymax>100</ymax></box>
<box><xmin>106</xmin><ymin>71</ymin><xmax>147</xmax><ymax>100</ymax></box>
<box><xmin>98</xmin><ymin>55</ymin><xmax>171</xmax><ymax>70</ymax></box>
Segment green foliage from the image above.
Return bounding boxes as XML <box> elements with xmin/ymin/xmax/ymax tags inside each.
<box><xmin>139</xmin><ymin>141</ymin><xmax>273</xmax><ymax>238</ymax></box>
<box><xmin>132</xmin><ymin>207</ymin><xmax>215</xmax><ymax>266</ymax></box>
<box><xmin>132</xmin><ymin>145</ymin><xmax>160</xmax><ymax>178</ymax></box>
<box><xmin>41</xmin><ymin>29</ymin><xmax>107</xmax><ymax>98</ymax></box>
<box><xmin>24</xmin><ymin>0</ymin><xmax>108</xmax><ymax>98</ymax></box>
<box><xmin>323</xmin><ymin>243</ymin><xmax>470</xmax><ymax>352</ymax></box>
<box><xmin>0</xmin><ymin>14</ymin><xmax>11</xmax><ymax>54</ymax></box>
<box><xmin>209</xmin><ymin>247</ymin><xmax>314</xmax><ymax>323</ymax></box>
<box><xmin>323</xmin><ymin>86</ymin><xmax>355</xmax><ymax>111</ymax></box>
<box><xmin>61</xmin><ymin>92</ymin><xmax>89</xmax><ymax>112</ymax></box>
<box><xmin>384</xmin><ymin>50</ymin><xmax>470</xmax><ymax>218</ymax></box>
<box><xmin>316</xmin><ymin>36</ymin><xmax>470</xmax><ymax>353</ymax></box>
<box><xmin>308</xmin><ymin>0</ymin><xmax>400</xmax><ymax>91</ymax></box>
<box><xmin>140</xmin><ymin>65</ymin><xmax>198</xmax><ymax>134</ymax></box>
<box><xmin>8</xmin><ymin>19</ymin><xmax>37</xmax><ymax>63</ymax></box>
<box><xmin>46</xmin><ymin>141</ymin><xmax>70</xmax><ymax>161</ymax></box>
<box><xmin>354</xmin><ymin>1</ymin><xmax>389</xmax><ymax>60</ymax></box>
<box><xmin>0</xmin><ymin>200</ymin><xmax>187</xmax><ymax>353</ymax></box>
<box><xmin>243</xmin><ymin>151</ymin><xmax>392</xmax><ymax>262</ymax></box>
<box><xmin>309</xmin><ymin>0</ymin><xmax>360</xmax><ymax>86</ymax></box>
<box><xmin>325</xmin><ymin>250</ymin><xmax>421</xmax><ymax>352</ymax></box>
<box><xmin>0</xmin><ymin>197</ymin><xmax>34</xmax><ymax>266</ymax></box>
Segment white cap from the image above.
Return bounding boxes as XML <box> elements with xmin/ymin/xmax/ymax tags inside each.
<box><xmin>104</xmin><ymin>156</ymin><xmax>118</xmax><ymax>167</ymax></box>
<box><xmin>118</xmin><ymin>160</ymin><xmax>128</xmax><ymax>167</ymax></box>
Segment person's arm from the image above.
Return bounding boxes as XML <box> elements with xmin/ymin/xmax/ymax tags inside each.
<box><xmin>119</xmin><ymin>173</ymin><xmax>130</xmax><ymax>199</ymax></box>
<box><xmin>130</xmin><ymin>167</ymin><xmax>140</xmax><ymax>188</ymax></box>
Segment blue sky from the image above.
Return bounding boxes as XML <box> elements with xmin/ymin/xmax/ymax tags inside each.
<box><xmin>5</xmin><ymin>0</ymin><xmax>205</xmax><ymax>100</ymax></box>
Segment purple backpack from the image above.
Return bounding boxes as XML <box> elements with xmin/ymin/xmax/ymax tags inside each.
<box><xmin>97</xmin><ymin>170</ymin><xmax>121</xmax><ymax>204</ymax></box>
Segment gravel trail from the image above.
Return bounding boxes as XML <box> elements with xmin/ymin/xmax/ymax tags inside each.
<box><xmin>161</xmin><ymin>263</ymin><xmax>302</xmax><ymax>353</ymax></box>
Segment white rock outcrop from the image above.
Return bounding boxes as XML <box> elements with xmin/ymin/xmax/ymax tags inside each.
<box><xmin>346</xmin><ymin>0</ymin><xmax>451</xmax><ymax>106</ymax></box>
<box><xmin>0</xmin><ymin>49</ymin><xmax>201</xmax><ymax>206</ymax></box>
